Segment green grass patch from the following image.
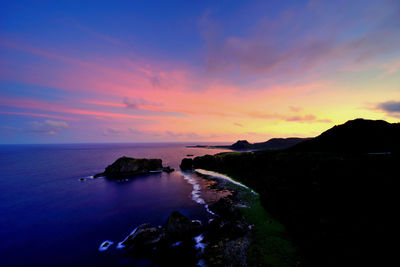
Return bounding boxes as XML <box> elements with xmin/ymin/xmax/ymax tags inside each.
<box><xmin>235</xmin><ymin>188</ymin><xmax>300</xmax><ymax>267</ymax></box>
<box><xmin>201</xmin><ymin>169</ymin><xmax>300</xmax><ymax>266</ymax></box>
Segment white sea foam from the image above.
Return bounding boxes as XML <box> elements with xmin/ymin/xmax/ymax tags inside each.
<box><xmin>194</xmin><ymin>234</ymin><xmax>206</xmax><ymax>252</ymax></box>
<box><xmin>98</xmin><ymin>240</ymin><xmax>114</xmax><ymax>252</ymax></box>
<box><xmin>79</xmin><ymin>175</ymin><xmax>96</xmax><ymax>181</ymax></box>
<box><xmin>172</xmin><ymin>241</ymin><xmax>182</xmax><ymax>247</ymax></box>
<box><xmin>195</xmin><ymin>169</ymin><xmax>258</xmax><ymax>195</ymax></box>
<box><xmin>197</xmin><ymin>259</ymin><xmax>207</xmax><ymax>267</ymax></box>
<box><xmin>117</xmin><ymin>226</ymin><xmax>138</xmax><ymax>249</ymax></box>
<box><xmin>204</xmin><ymin>204</ymin><xmax>215</xmax><ymax>215</ymax></box>
<box><xmin>180</xmin><ymin>171</ymin><xmax>207</xmax><ymax>206</ymax></box>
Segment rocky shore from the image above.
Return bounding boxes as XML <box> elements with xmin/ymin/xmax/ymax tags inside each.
<box><xmin>98</xmin><ymin>158</ymin><xmax>255</xmax><ymax>266</ymax></box>
<box><xmin>180</xmin><ymin>158</ymin><xmax>300</xmax><ymax>267</ymax></box>
<box><xmin>104</xmin><ymin>192</ymin><xmax>253</xmax><ymax>266</ymax></box>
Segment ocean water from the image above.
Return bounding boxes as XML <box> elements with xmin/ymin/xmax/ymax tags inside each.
<box><xmin>0</xmin><ymin>143</ymin><xmax>230</xmax><ymax>266</ymax></box>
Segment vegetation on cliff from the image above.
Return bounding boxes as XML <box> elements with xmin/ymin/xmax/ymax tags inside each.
<box><xmin>188</xmin><ymin>119</ymin><xmax>398</xmax><ymax>266</ymax></box>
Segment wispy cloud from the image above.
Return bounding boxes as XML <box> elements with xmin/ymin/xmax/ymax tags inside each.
<box><xmin>1</xmin><ymin>0</ymin><xmax>398</xmax><ymax>143</ymax></box>
<box><xmin>71</xmin><ymin>20</ymin><xmax>121</xmax><ymax>46</ymax></box>
<box><xmin>289</xmin><ymin>106</ymin><xmax>302</xmax><ymax>112</ymax></box>
<box><xmin>123</xmin><ymin>97</ymin><xmax>163</xmax><ymax>109</ymax></box>
<box><xmin>200</xmin><ymin>0</ymin><xmax>400</xmax><ymax>78</ymax></box>
<box><xmin>102</xmin><ymin>127</ymin><xmax>123</xmax><ymax>136</ymax></box>
<box><xmin>28</xmin><ymin>120</ymin><xmax>69</xmax><ymax>135</ymax></box>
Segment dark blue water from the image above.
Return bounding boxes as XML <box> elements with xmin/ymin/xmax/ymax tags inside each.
<box><xmin>0</xmin><ymin>143</ymin><xmax>230</xmax><ymax>266</ymax></box>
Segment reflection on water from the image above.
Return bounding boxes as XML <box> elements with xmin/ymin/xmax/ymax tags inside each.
<box><xmin>0</xmin><ymin>143</ymin><xmax>230</xmax><ymax>266</ymax></box>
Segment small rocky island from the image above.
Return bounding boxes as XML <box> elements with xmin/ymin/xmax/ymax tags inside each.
<box><xmin>94</xmin><ymin>156</ymin><xmax>174</xmax><ymax>179</ymax></box>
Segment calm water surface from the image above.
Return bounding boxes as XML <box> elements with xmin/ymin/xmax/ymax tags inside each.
<box><xmin>0</xmin><ymin>143</ymin><xmax>230</xmax><ymax>266</ymax></box>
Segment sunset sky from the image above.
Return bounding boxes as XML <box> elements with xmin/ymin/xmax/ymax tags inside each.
<box><xmin>1</xmin><ymin>0</ymin><xmax>400</xmax><ymax>144</ymax></box>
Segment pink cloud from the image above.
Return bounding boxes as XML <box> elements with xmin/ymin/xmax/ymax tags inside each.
<box><xmin>0</xmin><ymin>111</ymin><xmax>77</xmax><ymax>121</ymax></box>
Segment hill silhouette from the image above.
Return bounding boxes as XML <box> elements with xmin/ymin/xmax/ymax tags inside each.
<box><xmin>291</xmin><ymin>118</ymin><xmax>400</xmax><ymax>152</ymax></box>
<box><xmin>185</xmin><ymin>118</ymin><xmax>399</xmax><ymax>266</ymax></box>
<box><xmin>188</xmin><ymin>137</ymin><xmax>309</xmax><ymax>150</ymax></box>
<box><xmin>230</xmin><ymin>137</ymin><xmax>309</xmax><ymax>150</ymax></box>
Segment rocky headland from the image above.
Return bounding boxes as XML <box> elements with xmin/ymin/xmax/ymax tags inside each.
<box><xmin>182</xmin><ymin>119</ymin><xmax>399</xmax><ymax>266</ymax></box>
<box><xmin>187</xmin><ymin>137</ymin><xmax>309</xmax><ymax>151</ymax></box>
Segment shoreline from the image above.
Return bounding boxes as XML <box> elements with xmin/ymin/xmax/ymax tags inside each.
<box><xmin>97</xmin><ymin>166</ymin><xmax>300</xmax><ymax>266</ymax></box>
<box><xmin>196</xmin><ymin>168</ymin><xmax>301</xmax><ymax>267</ymax></box>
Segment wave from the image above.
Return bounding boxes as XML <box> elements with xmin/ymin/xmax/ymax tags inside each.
<box><xmin>98</xmin><ymin>240</ymin><xmax>114</xmax><ymax>252</ymax></box>
<box><xmin>195</xmin><ymin>169</ymin><xmax>258</xmax><ymax>194</ymax></box>
<box><xmin>117</xmin><ymin>226</ymin><xmax>139</xmax><ymax>249</ymax></box>
<box><xmin>79</xmin><ymin>175</ymin><xmax>97</xmax><ymax>181</ymax></box>
<box><xmin>180</xmin><ymin>171</ymin><xmax>206</xmax><ymax>205</ymax></box>
<box><xmin>194</xmin><ymin>234</ymin><xmax>206</xmax><ymax>252</ymax></box>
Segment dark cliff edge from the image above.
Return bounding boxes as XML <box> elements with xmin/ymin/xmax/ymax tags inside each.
<box><xmin>183</xmin><ymin>119</ymin><xmax>399</xmax><ymax>266</ymax></box>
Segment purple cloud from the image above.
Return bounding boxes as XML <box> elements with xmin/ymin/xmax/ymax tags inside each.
<box><xmin>201</xmin><ymin>0</ymin><xmax>400</xmax><ymax>78</ymax></box>
<box><xmin>377</xmin><ymin>101</ymin><xmax>400</xmax><ymax>114</ymax></box>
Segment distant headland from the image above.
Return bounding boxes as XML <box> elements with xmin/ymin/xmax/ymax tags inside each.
<box><xmin>187</xmin><ymin>137</ymin><xmax>310</xmax><ymax>151</ymax></box>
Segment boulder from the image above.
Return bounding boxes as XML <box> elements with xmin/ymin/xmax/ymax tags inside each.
<box><xmin>179</xmin><ymin>158</ymin><xmax>193</xmax><ymax>170</ymax></box>
<box><xmin>221</xmin><ymin>220</ymin><xmax>249</xmax><ymax>239</ymax></box>
<box><xmin>94</xmin><ymin>156</ymin><xmax>163</xmax><ymax>179</ymax></box>
<box><xmin>162</xmin><ymin>166</ymin><xmax>174</xmax><ymax>173</ymax></box>
<box><xmin>164</xmin><ymin>211</ymin><xmax>202</xmax><ymax>239</ymax></box>
<box><xmin>208</xmin><ymin>197</ymin><xmax>242</xmax><ymax>221</ymax></box>
<box><xmin>121</xmin><ymin>223</ymin><xmax>163</xmax><ymax>249</ymax></box>
<box><xmin>204</xmin><ymin>218</ymin><xmax>248</xmax><ymax>242</ymax></box>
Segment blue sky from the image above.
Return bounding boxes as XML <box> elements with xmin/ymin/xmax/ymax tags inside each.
<box><xmin>1</xmin><ymin>0</ymin><xmax>400</xmax><ymax>143</ymax></box>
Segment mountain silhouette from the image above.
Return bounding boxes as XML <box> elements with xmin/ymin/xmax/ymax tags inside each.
<box><xmin>291</xmin><ymin>118</ymin><xmax>400</xmax><ymax>152</ymax></box>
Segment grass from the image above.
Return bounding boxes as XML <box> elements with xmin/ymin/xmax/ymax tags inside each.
<box><xmin>221</xmin><ymin>178</ymin><xmax>300</xmax><ymax>267</ymax></box>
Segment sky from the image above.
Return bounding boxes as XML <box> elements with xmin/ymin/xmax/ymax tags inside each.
<box><xmin>1</xmin><ymin>0</ymin><xmax>400</xmax><ymax>144</ymax></box>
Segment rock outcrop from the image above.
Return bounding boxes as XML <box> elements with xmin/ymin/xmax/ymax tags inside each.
<box><xmin>162</xmin><ymin>166</ymin><xmax>174</xmax><ymax>173</ymax></box>
<box><xmin>94</xmin><ymin>156</ymin><xmax>174</xmax><ymax>178</ymax></box>
<box><xmin>164</xmin><ymin>211</ymin><xmax>202</xmax><ymax>239</ymax></box>
<box><xmin>202</xmin><ymin>196</ymin><xmax>251</xmax><ymax>266</ymax></box>
<box><xmin>120</xmin><ymin>211</ymin><xmax>204</xmax><ymax>252</ymax></box>
<box><xmin>103</xmin><ymin>196</ymin><xmax>251</xmax><ymax>266</ymax></box>
<box><xmin>121</xmin><ymin>223</ymin><xmax>163</xmax><ymax>249</ymax></box>
<box><xmin>179</xmin><ymin>158</ymin><xmax>193</xmax><ymax>170</ymax></box>
<box><xmin>208</xmin><ymin>196</ymin><xmax>242</xmax><ymax>221</ymax></box>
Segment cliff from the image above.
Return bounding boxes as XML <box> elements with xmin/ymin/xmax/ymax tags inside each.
<box><xmin>182</xmin><ymin>118</ymin><xmax>399</xmax><ymax>266</ymax></box>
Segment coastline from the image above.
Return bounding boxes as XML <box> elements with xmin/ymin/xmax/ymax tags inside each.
<box><xmin>94</xmin><ymin>158</ymin><xmax>299</xmax><ymax>266</ymax></box>
<box><xmin>195</xmin><ymin>169</ymin><xmax>300</xmax><ymax>267</ymax></box>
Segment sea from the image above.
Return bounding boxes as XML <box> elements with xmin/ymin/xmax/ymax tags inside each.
<box><xmin>0</xmin><ymin>143</ymin><xmax>231</xmax><ymax>266</ymax></box>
